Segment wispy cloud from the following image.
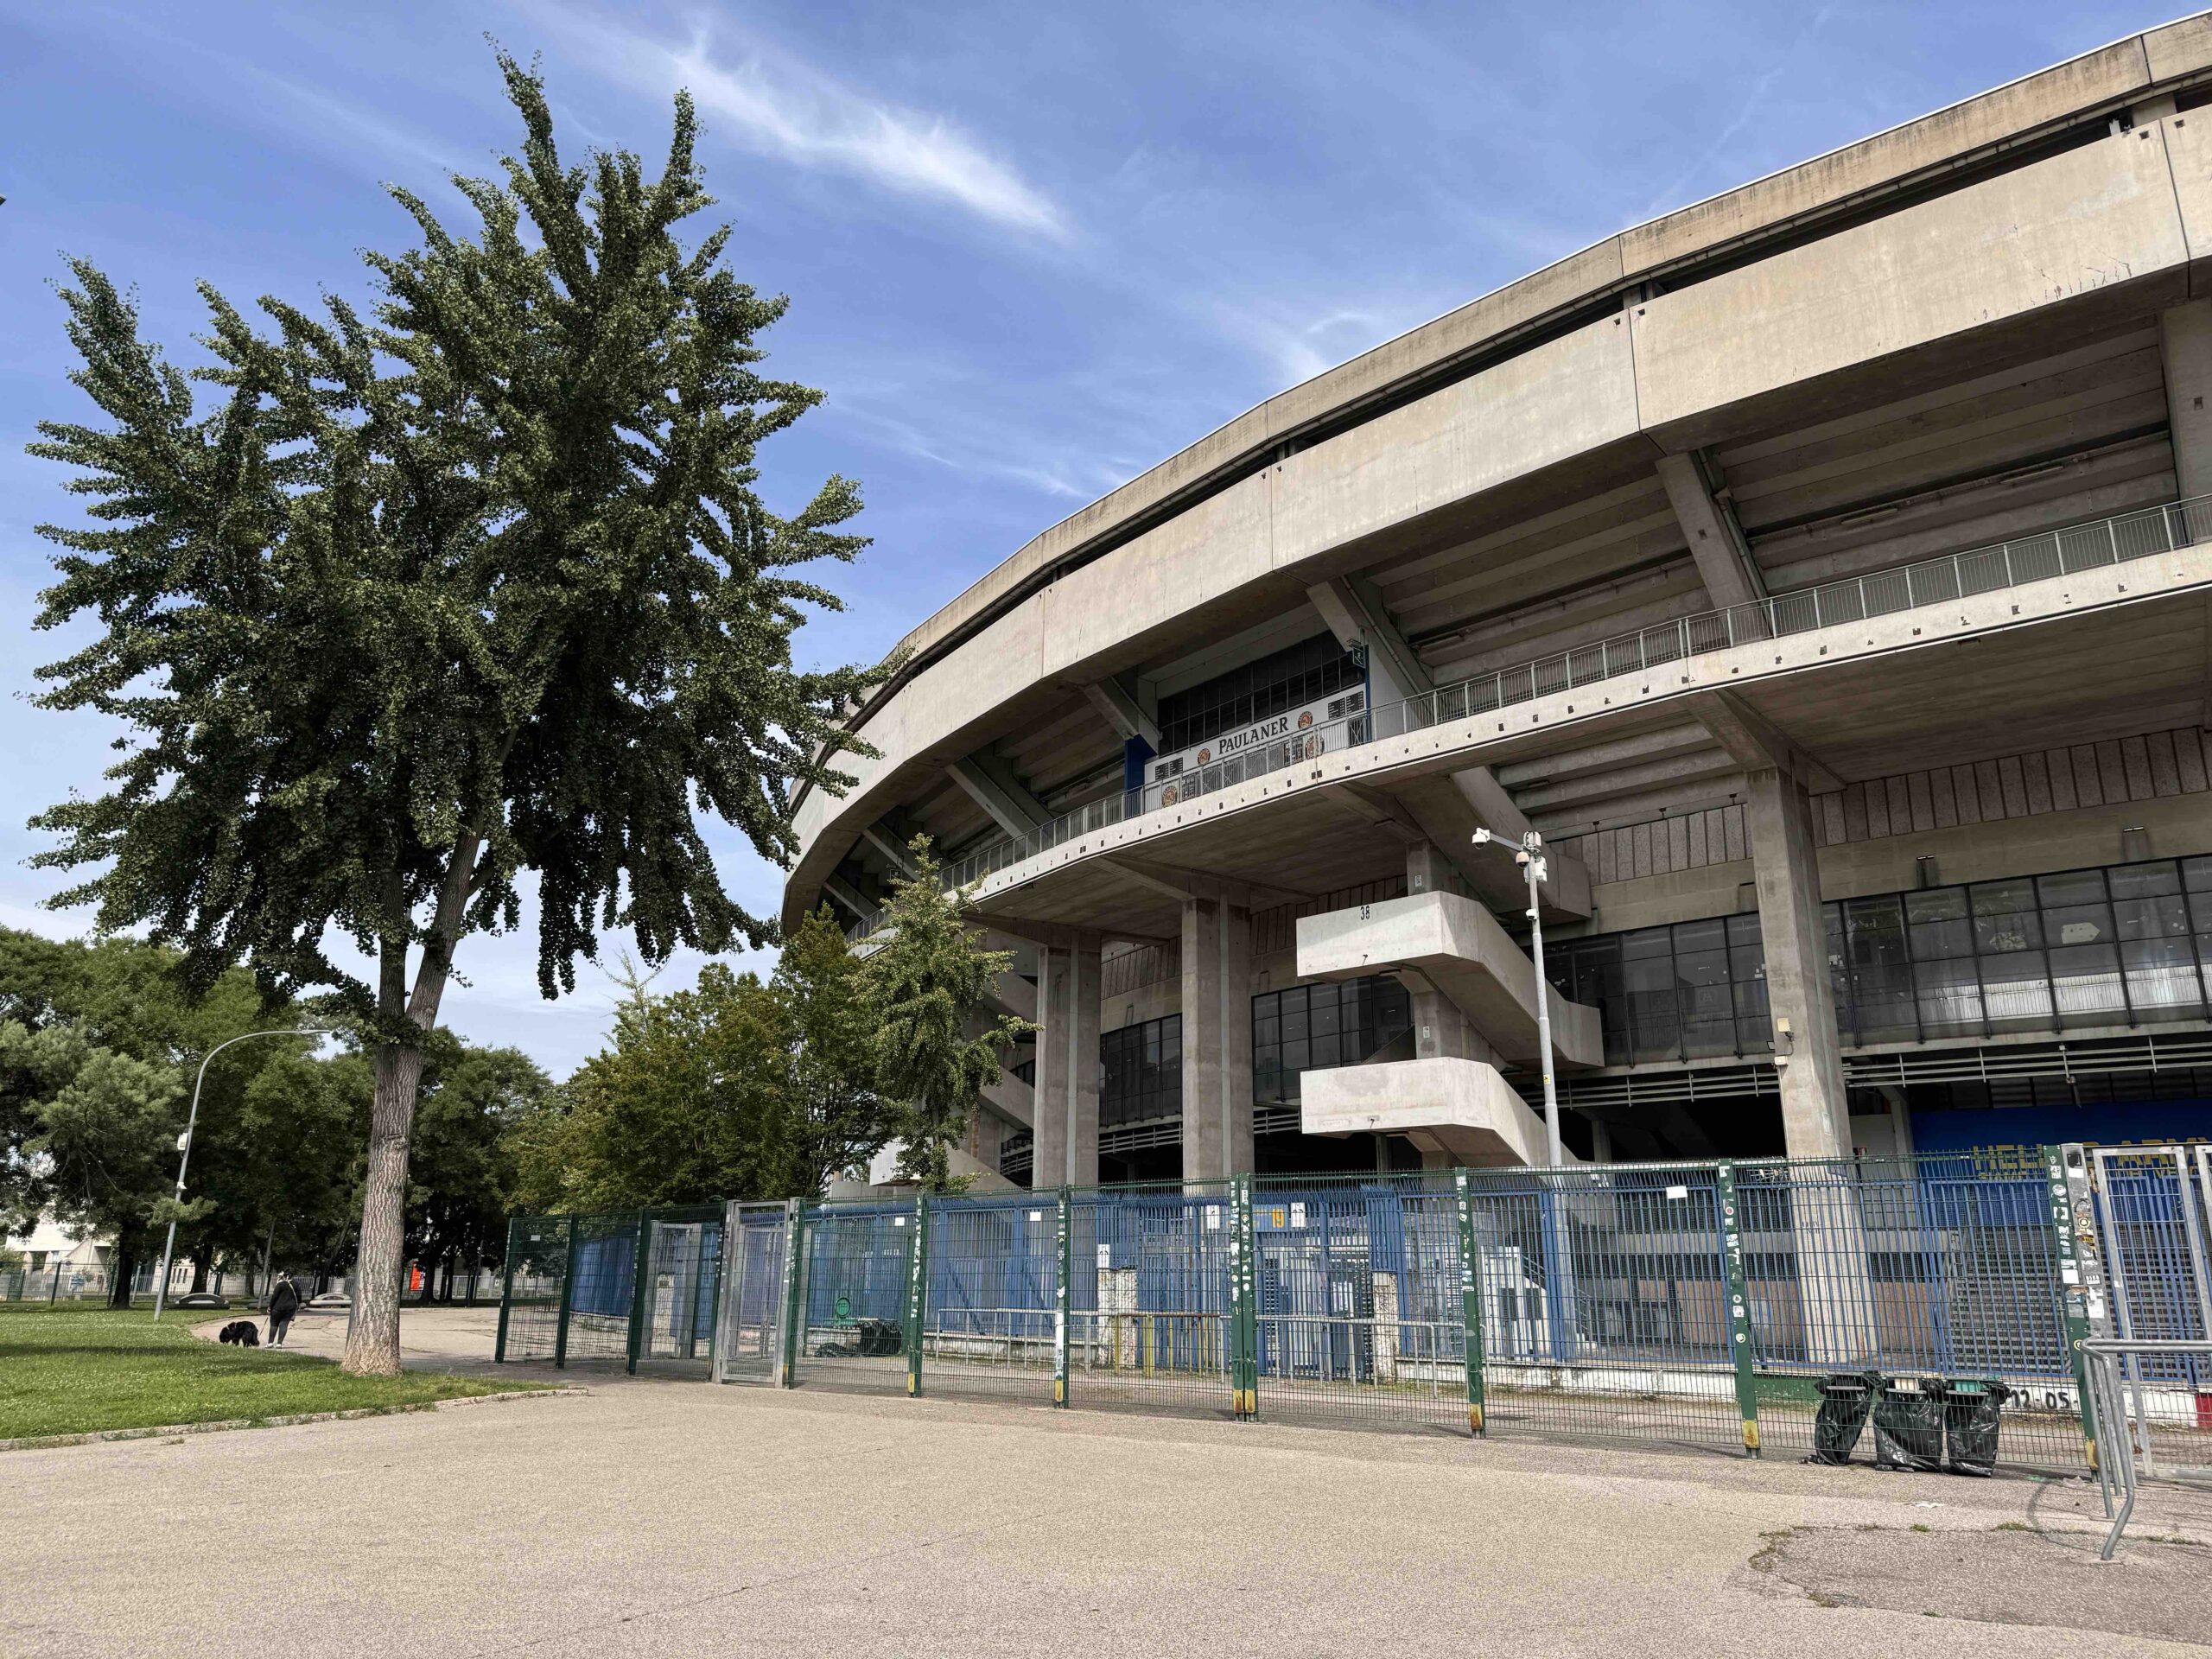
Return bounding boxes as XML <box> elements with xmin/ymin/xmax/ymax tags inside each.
<box><xmin>1641</xmin><ymin>4</ymin><xmax>1840</xmax><ymax>219</ymax></box>
<box><xmin>528</xmin><ymin>9</ymin><xmax>1066</xmax><ymax>239</ymax></box>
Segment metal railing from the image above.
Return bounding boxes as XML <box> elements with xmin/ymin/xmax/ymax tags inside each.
<box><xmin>925</xmin><ymin>496</ymin><xmax>2209</xmax><ymax>898</ymax></box>
<box><xmin>2082</xmin><ymin>1338</ymin><xmax>2212</xmax><ymax>1559</ymax></box>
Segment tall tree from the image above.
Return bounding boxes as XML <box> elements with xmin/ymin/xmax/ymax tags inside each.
<box><xmin>774</xmin><ymin>906</ymin><xmax>895</xmax><ymax>1197</ymax></box>
<box><xmin>26</xmin><ymin>58</ymin><xmax>881</xmax><ymax>1371</ymax></box>
<box><xmin>863</xmin><ymin>841</ymin><xmax>1029</xmax><ymax>1188</ymax></box>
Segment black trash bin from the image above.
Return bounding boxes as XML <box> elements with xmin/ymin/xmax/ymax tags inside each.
<box><xmin>1811</xmin><ymin>1370</ymin><xmax>1882</xmax><ymax>1465</ymax></box>
<box><xmin>1933</xmin><ymin>1377</ymin><xmax>2011</xmax><ymax>1477</ymax></box>
<box><xmin>1872</xmin><ymin>1376</ymin><xmax>1945</xmax><ymax>1471</ymax></box>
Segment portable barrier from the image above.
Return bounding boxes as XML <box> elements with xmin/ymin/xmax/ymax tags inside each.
<box><xmin>498</xmin><ymin>1147</ymin><xmax>2212</xmax><ymax>1475</ymax></box>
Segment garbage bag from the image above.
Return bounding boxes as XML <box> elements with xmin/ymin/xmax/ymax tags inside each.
<box><xmin>1811</xmin><ymin>1370</ymin><xmax>1881</xmax><ymax>1465</ymax></box>
<box><xmin>855</xmin><ymin>1317</ymin><xmax>904</xmax><ymax>1357</ymax></box>
<box><xmin>1935</xmin><ymin>1377</ymin><xmax>2011</xmax><ymax>1477</ymax></box>
<box><xmin>1872</xmin><ymin>1378</ymin><xmax>1945</xmax><ymax>1471</ymax></box>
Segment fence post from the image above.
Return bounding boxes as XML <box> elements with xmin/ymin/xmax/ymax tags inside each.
<box><xmin>1714</xmin><ymin>1162</ymin><xmax>1761</xmax><ymax>1458</ymax></box>
<box><xmin>50</xmin><ymin>1263</ymin><xmax>62</xmax><ymax>1306</ymax></box>
<box><xmin>779</xmin><ymin>1198</ymin><xmax>805</xmax><ymax>1389</ymax></box>
<box><xmin>905</xmin><ymin>1192</ymin><xmax>929</xmax><ymax>1397</ymax></box>
<box><xmin>1453</xmin><ymin>1169</ymin><xmax>1488</xmax><ymax>1437</ymax></box>
<box><xmin>1230</xmin><ymin>1175</ymin><xmax>1258</xmax><ymax>1420</ymax></box>
<box><xmin>552</xmin><ymin>1214</ymin><xmax>579</xmax><ymax>1370</ymax></box>
<box><xmin>493</xmin><ymin>1217</ymin><xmax>520</xmax><ymax>1363</ymax></box>
<box><xmin>1054</xmin><ymin>1186</ymin><xmax>1072</xmax><ymax>1408</ymax></box>
<box><xmin>625</xmin><ymin>1210</ymin><xmax>653</xmax><ymax>1375</ymax></box>
<box><xmin>2047</xmin><ymin>1144</ymin><xmax>2108</xmax><ymax>1471</ymax></box>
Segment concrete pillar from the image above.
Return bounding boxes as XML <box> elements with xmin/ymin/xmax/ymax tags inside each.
<box><xmin>1180</xmin><ymin>898</ymin><xmax>1254</xmax><ymax>1182</ymax></box>
<box><xmin>1403</xmin><ymin>840</ymin><xmax>1463</xmax><ymax>899</ymax></box>
<box><xmin>1033</xmin><ymin>934</ymin><xmax>1102</xmax><ymax>1189</ymax></box>
<box><xmin>2159</xmin><ymin>300</ymin><xmax>2212</xmax><ymax>499</ymax></box>
<box><xmin>1743</xmin><ymin>767</ymin><xmax>1850</xmax><ymax>1161</ymax></box>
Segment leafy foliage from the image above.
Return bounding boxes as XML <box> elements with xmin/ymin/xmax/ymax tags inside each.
<box><xmin>22</xmin><ymin>55</ymin><xmax>882</xmax><ymax>1368</ymax></box>
<box><xmin>861</xmin><ymin>841</ymin><xmax>1030</xmax><ymax>1188</ymax></box>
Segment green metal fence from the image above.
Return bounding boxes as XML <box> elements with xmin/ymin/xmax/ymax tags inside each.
<box><xmin>500</xmin><ymin>1148</ymin><xmax>2146</xmax><ymax>1475</ymax></box>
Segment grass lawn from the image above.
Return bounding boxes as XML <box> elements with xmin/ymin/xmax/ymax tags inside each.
<box><xmin>0</xmin><ymin>1303</ymin><xmax>543</xmax><ymax>1442</ymax></box>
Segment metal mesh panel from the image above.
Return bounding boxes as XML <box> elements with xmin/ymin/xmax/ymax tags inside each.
<box><xmin>922</xmin><ymin>1193</ymin><xmax>1058</xmax><ymax>1402</ymax></box>
<box><xmin>1248</xmin><ymin>1173</ymin><xmax>1467</xmax><ymax>1434</ymax></box>
<box><xmin>561</xmin><ymin>1211</ymin><xmax>639</xmax><ymax>1365</ymax></box>
<box><xmin>638</xmin><ymin>1211</ymin><xmax>722</xmax><ymax>1370</ymax></box>
<box><xmin>794</xmin><ymin>1202</ymin><xmax>915</xmax><ymax>1395</ymax></box>
<box><xmin>1068</xmin><ymin>1181</ymin><xmax>1236</xmax><ymax>1419</ymax></box>
<box><xmin>1463</xmin><ymin>1166</ymin><xmax>1744</xmax><ymax>1452</ymax></box>
<box><xmin>715</xmin><ymin>1203</ymin><xmax>791</xmax><ymax>1385</ymax></box>
<box><xmin>499</xmin><ymin>1214</ymin><xmax>568</xmax><ymax>1362</ymax></box>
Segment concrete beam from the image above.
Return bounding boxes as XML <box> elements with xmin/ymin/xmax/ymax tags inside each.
<box><xmin>859</xmin><ymin>819</ymin><xmax>919</xmax><ymax>876</ymax></box>
<box><xmin>1307</xmin><ymin>575</ymin><xmax>1431</xmax><ymax>705</ymax></box>
<box><xmin>823</xmin><ymin>873</ymin><xmax>877</xmax><ymax>922</ymax></box>
<box><xmin>2162</xmin><ymin>299</ymin><xmax>2212</xmax><ymax>501</ymax></box>
<box><xmin>1297</xmin><ymin>890</ymin><xmax>1602</xmax><ymax>1068</ymax></box>
<box><xmin>948</xmin><ymin>753</ymin><xmax>1051</xmax><ymax>840</ymax></box>
<box><xmin>1098</xmin><ymin>854</ymin><xmax>1308</xmax><ymax>913</ymax></box>
<box><xmin>1655</xmin><ymin>449</ymin><xmax>1766</xmax><ymax>611</ymax></box>
<box><xmin>1077</xmin><ymin>677</ymin><xmax>1160</xmax><ymax>748</ymax></box>
<box><xmin>1182</xmin><ymin>898</ymin><xmax>1254</xmax><ymax>1180</ymax></box>
<box><xmin>1032</xmin><ymin>935</ymin><xmax>1101</xmax><ymax>1187</ymax></box>
<box><xmin>1744</xmin><ymin>767</ymin><xmax>1851</xmax><ymax>1161</ymax></box>
<box><xmin>1688</xmin><ymin>690</ymin><xmax>1842</xmax><ymax>791</ymax></box>
<box><xmin>1392</xmin><ymin>772</ymin><xmax>1594</xmax><ymax>918</ymax></box>
<box><xmin>1302</xmin><ymin>1058</ymin><xmax>1567</xmax><ymax>1168</ymax></box>
<box><xmin>980</xmin><ymin>1070</ymin><xmax>1034</xmax><ymax>1133</ymax></box>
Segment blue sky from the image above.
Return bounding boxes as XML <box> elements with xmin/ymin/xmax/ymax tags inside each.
<box><xmin>0</xmin><ymin>1</ymin><xmax>2169</xmax><ymax>1074</ymax></box>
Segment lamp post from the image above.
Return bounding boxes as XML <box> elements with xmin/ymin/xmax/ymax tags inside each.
<box><xmin>1471</xmin><ymin>829</ymin><xmax>1561</xmax><ymax>1168</ymax></box>
<box><xmin>152</xmin><ymin>1027</ymin><xmax>332</xmax><ymax>1321</ymax></box>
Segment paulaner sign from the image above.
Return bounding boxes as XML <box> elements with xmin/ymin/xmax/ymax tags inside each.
<box><xmin>1147</xmin><ymin>689</ymin><xmax>1365</xmax><ymax>800</ymax></box>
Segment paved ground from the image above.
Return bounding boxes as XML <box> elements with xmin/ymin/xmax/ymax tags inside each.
<box><xmin>189</xmin><ymin>1304</ymin><xmax>506</xmax><ymax>1374</ymax></box>
<box><xmin>6</xmin><ymin>1309</ymin><xmax>2207</xmax><ymax>1657</ymax></box>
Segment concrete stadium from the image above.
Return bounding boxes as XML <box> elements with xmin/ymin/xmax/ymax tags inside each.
<box><xmin>788</xmin><ymin>20</ymin><xmax>2212</xmax><ymax>1192</ymax></box>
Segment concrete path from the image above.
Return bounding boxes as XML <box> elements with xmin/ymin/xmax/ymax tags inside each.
<box><xmin>5</xmin><ymin>1368</ymin><xmax>2210</xmax><ymax>1658</ymax></box>
<box><xmin>189</xmin><ymin>1303</ymin><xmax>507</xmax><ymax>1375</ymax></box>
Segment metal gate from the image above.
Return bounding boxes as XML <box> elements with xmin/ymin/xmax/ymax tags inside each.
<box><xmin>714</xmin><ymin>1201</ymin><xmax>792</xmax><ymax>1385</ymax></box>
<box><xmin>2090</xmin><ymin>1146</ymin><xmax>2212</xmax><ymax>1405</ymax></box>
<box><xmin>638</xmin><ymin>1217</ymin><xmax>717</xmax><ymax>1368</ymax></box>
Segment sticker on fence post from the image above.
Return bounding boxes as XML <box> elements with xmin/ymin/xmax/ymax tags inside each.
<box><xmin>1713</xmin><ymin>1163</ymin><xmax>1761</xmax><ymax>1457</ymax></box>
<box><xmin>905</xmin><ymin>1195</ymin><xmax>928</xmax><ymax>1398</ymax></box>
<box><xmin>1229</xmin><ymin>1177</ymin><xmax>1259</xmax><ymax>1420</ymax></box>
<box><xmin>779</xmin><ymin>1198</ymin><xmax>804</xmax><ymax>1389</ymax></box>
<box><xmin>1055</xmin><ymin>1187</ymin><xmax>1072</xmax><ymax>1408</ymax></box>
<box><xmin>2048</xmin><ymin>1144</ymin><xmax>2108</xmax><ymax>1471</ymax></box>
<box><xmin>1454</xmin><ymin>1169</ymin><xmax>1487</xmax><ymax>1437</ymax></box>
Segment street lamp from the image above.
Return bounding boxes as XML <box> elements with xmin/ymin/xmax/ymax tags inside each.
<box><xmin>152</xmin><ymin>1027</ymin><xmax>334</xmax><ymax>1321</ymax></box>
<box><xmin>1472</xmin><ymin>829</ymin><xmax>1561</xmax><ymax>1168</ymax></box>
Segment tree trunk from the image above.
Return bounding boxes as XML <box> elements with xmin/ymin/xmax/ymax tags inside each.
<box><xmin>189</xmin><ymin>1244</ymin><xmax>213</xmax><ymax>1294</ymax></box>
<box><xmin>107</xmin><ymin>1234</ymin><xmax>138</xmax><ymax>1309</ymax></box>
<box><xmin>343</xmin><ymin>1039</ymin><xmax>426</xmax><ymax>1376</ymax></box>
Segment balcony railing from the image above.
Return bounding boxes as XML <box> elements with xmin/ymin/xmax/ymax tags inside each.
<box><xmin>924</xmin><ymin>496</ymin><xmax>2209</xmax><ymax>899</ymax></box>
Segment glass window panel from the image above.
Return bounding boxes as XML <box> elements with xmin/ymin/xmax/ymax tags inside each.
<box><xmin>2042</xmin><ymin>902</ymin><xmax>2113</xmax><ymax>948</ymax></box>
<box><xmin>1676</xmin><ymin>948</ymin><xmax>1729</xmax><ymax>988</ymax></box>
<box><xmin>2048</xmin><ymin>943</ymin><xmax>2125</xmax><ymax>1023</ymax></box>
<box><xmin>1971</xmin><ymin>880</ymin><xmax>2042</xmax><ymax>953</ymax></box>
<box><xmin>2184</xmin><ymin>855</ymin><xmax>2212</xmax><ymax>892</ymax></box>
<box><xmin>1309</xmin><ymin>1033</ymin><xmax>1342</xmax><ymax>1069</ymax></box>
<box><xmin>1310</xmin><ymin>995</ymin><xmax>1343</xmax><ymax>1038</ymax></box>
<box><xmin>1978</xmin><ymin>950</ymin><xmax>2054</xmax><ymax>1029</ymax></box>
<box><xmin>1675</xmin><ymin>917</ymin><xmax>1726</xmax><ymax>955</ymax></box>
<box><xmin>1904</xmin><ymin>888</ymin><xmax>1967</xmax><ymax>923</ymax></box>
<box><xmin>1622</xmin><ymin>927</ymin><xmax>1673</xmax><ymax>961</ymax></box>
<box><xmin>2036</xmin><ymin>869</ymin><xmax>2107</xmax><ymax>909</ymax></box>
<box><xmin>2108</xmin><ymin>861</ymin><xmax>2181</xmax><ymax>900</ymax></box>
<box><xmin>1914</xmin><ymin>957</ymin><xmax>1984</xmax><ymax>1039</ymax></box>
<box><xmin>2114</xmin><ymin>893</ymin><xmax>2189</xmax><ymax>941</ymax></box>
<box><xmin>2121</xmin><ymin>937</ymin><xmax>2204</xmax><ymax>1019</ymax></box>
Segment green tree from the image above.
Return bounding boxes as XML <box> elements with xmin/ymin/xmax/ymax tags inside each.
<box><xmin>775</xmin><ymin>906</ymin><xmax>895</xmax><ymax>1197</ymax></box>
<box><xmin>25</xmin><ymin>58</ymin><xmax>881</xmax><ymax>1372</ymax></box>
<box><xmin>406</xmin><ymin>1040</ymin><xmax>548</xmax><ymax>1296</ymax></box>
<box><xmin>863</xmin><ymin>842</ymin><xmax>1029</xmax><ymax>1188</ymax></box>
<box><xmin>512</xmin><ymin>963</ymin><xmax>798</xmax><ymax>1211</ymax></box>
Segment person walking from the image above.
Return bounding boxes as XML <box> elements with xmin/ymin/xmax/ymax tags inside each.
<box><xmin>266</xmin><ymin>1270</ymin><xmax>302</xmax><ymax>1348</ymax></box>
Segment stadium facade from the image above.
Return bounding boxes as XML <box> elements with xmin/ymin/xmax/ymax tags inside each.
<box><xmin>788</xmin><ymin>22</ymin><xmax>2212</xmax><ymax>1192</ymax></box>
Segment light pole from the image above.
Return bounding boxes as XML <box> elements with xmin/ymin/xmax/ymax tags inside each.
<box><xmin>152</xmin><ymin>1027</ymin><xmax>333</xmax><ymax>1321</ymax></box>
<box><xmin>1472</xmin><ymin>829</ymin><xmax>1561</xmax><ymax>1168</ymax></box>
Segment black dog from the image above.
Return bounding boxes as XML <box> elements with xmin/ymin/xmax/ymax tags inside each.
<box><xmin>217</xmin><ymin>1319</ymin><xmax>261</xmax><ymax>1348</ymax></box>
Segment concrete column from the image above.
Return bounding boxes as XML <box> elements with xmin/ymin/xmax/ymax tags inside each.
<box><xmin>1033</xmin><ymin>934</ymin><xmax>1102</xmax><ymax>1189</ymax></box>
<box><xmin>1743</xmin><ymin>766</ymin><xmax>1850</xmax><ymax>1160</ymax></box>
<box><xmin>2159</xmin><ymin>300</ymin><xmax>2212</xmax><ymax>499</ymax></box>
<box><xmin>1180</xmin><ymin>898</ymin><xmax>1254</xmax><ymax>1182</ymax></box>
